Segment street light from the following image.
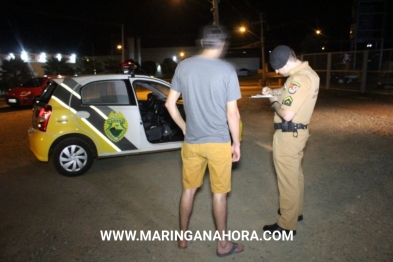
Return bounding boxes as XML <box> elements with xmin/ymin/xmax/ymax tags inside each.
<box><xmin>179</xmin><ymin>52</ymin><xmax>185</xmax><ymax>60</ymax></box>
<box><xmin>238</xmin><ymin>13</ymin><xmax>266</xmax><ymax>85</ymax></box>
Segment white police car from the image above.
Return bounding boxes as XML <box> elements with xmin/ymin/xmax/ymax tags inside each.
<box><xmin>28</xmin><ymin>73</ymin><xmax>186</xmax><ymax>176</ymax></box>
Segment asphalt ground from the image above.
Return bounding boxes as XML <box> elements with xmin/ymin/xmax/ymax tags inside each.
<box><xmin>1</xmin><ymin>76</ymin><xmax>393</xmax><ymax>261</ymax></box>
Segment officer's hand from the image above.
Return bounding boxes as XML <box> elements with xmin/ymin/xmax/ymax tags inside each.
<box><xmin>262</xmin><ymin>86</ymin><xmax>272</xmax><ymax>95</ymax></box>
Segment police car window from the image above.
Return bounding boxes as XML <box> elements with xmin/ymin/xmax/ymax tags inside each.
<box><xmin>39</xmin><ymin>81</ymin><xmax>58</xmax><ymax>103</ymax></box>
<box><xmin>153</xmin><ymin>83</ymin><xmax>170</xmax><ymax>97</ymax></box>
<box><xmin>133</xmin><ymin>81</ymin><xmax>170</xmax><ymax>101</ymax></box>
<box><xmin>134</xmin><ymin>84</ymin><xmax>153</xmax><ymax>101</ymax></box>
<box><xmin>81</xmin><ymin>80</ymin><xmax>131</xmax><ymax>105</ymax></box>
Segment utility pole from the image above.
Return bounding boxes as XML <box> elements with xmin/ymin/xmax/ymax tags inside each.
<box><xmin>260</xmin><ymin>13</ymin><xmax>266</xmax><ymax>84</ymax></box>
<box><xmin>212</xmin><ymin>0</ymin><xmax>219</xmax><ymax>25</ymax></box>
<box><xmin>121</xmin><ymin>24</ymin><xmax>125</xmax><ymax>62</ymax></box>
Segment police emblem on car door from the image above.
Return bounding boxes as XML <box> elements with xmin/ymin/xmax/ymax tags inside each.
<box><xmin>78</xmin><ymin>79</ymin><xmax>140</xmax><ymax>153</ymax></box>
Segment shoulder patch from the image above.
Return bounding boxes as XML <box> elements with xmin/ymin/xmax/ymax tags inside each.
<box><xmin>282</xmin><ymin>96</ymin><xmax>293</xmax><ymax>106</ymax></box>
<box><xmin>288</xmin><ymin>81</ymin><xmax>300</xmax><ymax>94</ymax></box>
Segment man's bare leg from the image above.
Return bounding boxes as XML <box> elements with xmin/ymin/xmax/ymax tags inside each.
<box><xmin>213</xmin><ymin>193</ymin><xmax>244</xmax><ymax>255</ymax></box>
<box><xmin>178</xmin><ymin>188</ymin><xmax>197</xmax><ymax>248</ymax></box>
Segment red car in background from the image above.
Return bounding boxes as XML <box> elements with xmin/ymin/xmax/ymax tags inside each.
<box><xmin>6</xmin><ymin>77</ymin><xmax>54</xmax><ymax>107</ymax></box>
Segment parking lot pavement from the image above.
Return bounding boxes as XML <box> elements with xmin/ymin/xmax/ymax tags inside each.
<box><xmin>1</xmin><ymin>86</ymin><xmax>393</xmax><ymax>261</ymax></box>
<box><xmin>0</xmin><ymin>97</ymin><xmax>7</xmax><ymax>108</ymax></box>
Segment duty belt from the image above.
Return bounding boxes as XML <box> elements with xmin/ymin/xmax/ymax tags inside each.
<box><xmin>274</xmin><ymin>122</ymin><xmax>308</xmax><ymax>131</ymax></box>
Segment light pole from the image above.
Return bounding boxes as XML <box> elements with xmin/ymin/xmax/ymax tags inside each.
<box><xmin>212</xmin><ymin>0</ymin><xmax>220</xmax><ymax>25</ymax></box>
<box><xmin>239</xmin><ymin>12</ymin><xmax>266</xmax><ymax>84</ymax></box>
<box><xmin>259</xmin><ymin>13</ymin><xmax>266</xmax><ymax>85</ymax></box>
<box><xmin>121</xmin><ymin>24</ymin><xmax>125</xmax><ymax>62</ymax></box>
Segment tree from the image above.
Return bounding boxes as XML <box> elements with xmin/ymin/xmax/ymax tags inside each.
<box><xmin>42</xmin><ymin>56</ymin><xmax>75</xmax><ymax>76</ymax></box>
<box><xmin>102</xmin><ymin>57</ymin><xmax>121</xmax><ymax>74</ymax></box>
<box><xmin>0</xmin><ymin>57</ymin><xmax>31</xmax><ymax>92</ymax></box>
<box><xmin>160</xmin><ymin>58</ymin><xmax>177</xmax><ymax>78</ymax></box>
<box><xmin>141</xmin><ymin>61</ymin><xmax>158</xmax><ymax>76</ymax></box>
<box><xmin>74</xmin><ymin>57</ymin><xmax>104</xmax><ymax>75</ymax></box>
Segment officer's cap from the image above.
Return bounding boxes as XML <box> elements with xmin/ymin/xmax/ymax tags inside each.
<box><xmin>270</xmin><ymin>45</ymin><xmax>291</xmax><ymax>70</ymax></box>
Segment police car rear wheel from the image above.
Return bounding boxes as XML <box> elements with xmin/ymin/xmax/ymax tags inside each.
<box><xmin>53</xmin><ymin>138</ymin><xmax>94</xmax><ymax>177</ymax></box>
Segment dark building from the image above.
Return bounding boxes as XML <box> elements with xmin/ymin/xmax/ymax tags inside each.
<box><xmin>350</xmin><ymin>0</ymin><xmax>390</xmax><ymax>51</ymax></box>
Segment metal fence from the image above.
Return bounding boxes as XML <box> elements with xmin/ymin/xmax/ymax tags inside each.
<box><xmin>301</xmin><ymin>49</ymin><xmax>393</xmax><ymax>94</ymax></box>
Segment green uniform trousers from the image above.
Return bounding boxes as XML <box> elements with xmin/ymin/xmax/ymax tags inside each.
<box><xmin>273</xmin><ymin>129</ymin><xmax>309</xmax><ymax>230</ymax></box>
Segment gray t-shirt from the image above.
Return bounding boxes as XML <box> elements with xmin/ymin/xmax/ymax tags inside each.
<box><xmin>171</xmin><ymin>56</ymin><xmax>241</xmax><ymax>143</ymax></box>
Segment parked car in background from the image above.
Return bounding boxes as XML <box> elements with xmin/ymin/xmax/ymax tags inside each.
<box><xmin>331</xmin><ymin>72</ymin><xmax>360</xmax><ymax>85</ymax></box>
<box><xmin>237</xmin><ymin>68</ymin><xmax>250</xmax><ymax>76</ymax></box>
<box><xmin>6</xmin><ymin>76</ymin><xmax>52</xmax><ymax>107</ymax></box>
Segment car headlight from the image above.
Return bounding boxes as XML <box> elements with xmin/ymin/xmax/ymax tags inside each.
<box><xmin>20</xmin><ymin>91</ymin><xmax>32</xmax><ymax>96</ymax></box>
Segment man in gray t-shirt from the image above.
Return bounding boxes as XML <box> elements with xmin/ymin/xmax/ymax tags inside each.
<box><xmin>165</xmin><ymin>25</ymin><xmax>243</xmax><ymax>257</ymax></box>
<box><xmin>171</xmin><ymin>56</ymin><xmax>241</xmax><ymax>143</ymax></box>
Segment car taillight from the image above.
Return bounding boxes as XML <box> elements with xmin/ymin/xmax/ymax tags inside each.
<box><xmin>37</xmin><ymin>105</ymin><xmax>52</xmax><ymax>132</ymax></box>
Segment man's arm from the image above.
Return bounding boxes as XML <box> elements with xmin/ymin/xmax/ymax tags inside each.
<box><xmin>227</xmin><ymin>100</ymin><xmax>241</xmax><ymax>162</ymax></box>
<box><xmin>262</xmin><ymin>86</ymin><xmax>295</xmax><ymax>121</ymax></box>
<box><xmin>165</xmin><ymin>89</ymin><xmax>186</xmax><ymax>134</ymax></box>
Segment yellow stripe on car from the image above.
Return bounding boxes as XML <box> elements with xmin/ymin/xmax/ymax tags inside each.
<box><xmin>51</xmin><ymin>96</ymin><xmax>121</xmax><ymax>153</ymax></box>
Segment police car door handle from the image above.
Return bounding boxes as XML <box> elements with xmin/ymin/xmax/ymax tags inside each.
<box><xmin>75</xmin><ymin>111</ymin><xmax>91</xmax><ymax>118</ymax></box>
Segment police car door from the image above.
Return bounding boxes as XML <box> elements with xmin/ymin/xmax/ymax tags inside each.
<box><xmin>79</xmin><ymin>79</ymin><xmax>141</xmax><ymax>155</ymax></box>
<box><xmin>131</xmin><ymin>79</ymin><xmax>179</xmax><ymax>148</ymax></box>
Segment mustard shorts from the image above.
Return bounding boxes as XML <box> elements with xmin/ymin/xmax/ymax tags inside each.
<box><xmin>181</xmin><ymin>142</ymin><xmax>232</xmax><ymax>194</ymax></box>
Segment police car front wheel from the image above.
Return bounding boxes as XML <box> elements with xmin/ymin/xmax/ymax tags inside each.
<box><xmin>53</xmin><ymin>138</ymin><xmax>94</xmax><ymax>177</ymax></box>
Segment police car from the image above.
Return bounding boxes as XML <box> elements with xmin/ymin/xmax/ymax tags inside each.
<box><xmin>28</xmin><ymin>73</ymin><xmax>187</xmax><ymax>177</ymax></box>
<box><xmin>28</xmin><ymin>73</ymin><xmax>242</xmax><ymax>177</ymax></box>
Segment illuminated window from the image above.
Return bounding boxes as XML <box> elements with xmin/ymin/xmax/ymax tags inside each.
<box><xmin>7</xmin><ymin>53</ymin><xmax>15</xmax><ymax>60</ymax></box>
<box><xmin>38</xmin><ymin>53</ymin><xmax>47</xmax><ymax>63</ymax></box>
<box><xmin>21</xmin><ymin>51</ymin><xmax>29</xmax><ymax>62</ymax></box>
<box><xmin>69</xmin><ymin>54</ymin><xmax>76</xmax><ymax>63</ymax></box>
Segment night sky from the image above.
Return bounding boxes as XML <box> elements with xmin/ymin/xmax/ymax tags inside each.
<box><xmin>0</xmin><ymin>0</ymin><xmax>390</xmax><ymax>56</ymax></box>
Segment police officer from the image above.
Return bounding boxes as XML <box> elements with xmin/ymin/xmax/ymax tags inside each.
<box><xmin>262</xmin><ymin>45</ymin><xmax>320</xmax><ymax>235</ymax></box>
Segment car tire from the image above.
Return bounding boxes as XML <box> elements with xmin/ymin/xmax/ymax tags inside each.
<box><xmin>53</xmin><ymin>138</ymin><xmax>94</xmax><ymax>177</ymax></box>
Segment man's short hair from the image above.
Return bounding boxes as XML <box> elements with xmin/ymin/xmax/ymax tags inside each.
<box><xmin>201</xmin><ymin>25</ymin><xmax>227</xmax><ymax>49</ymax></box>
